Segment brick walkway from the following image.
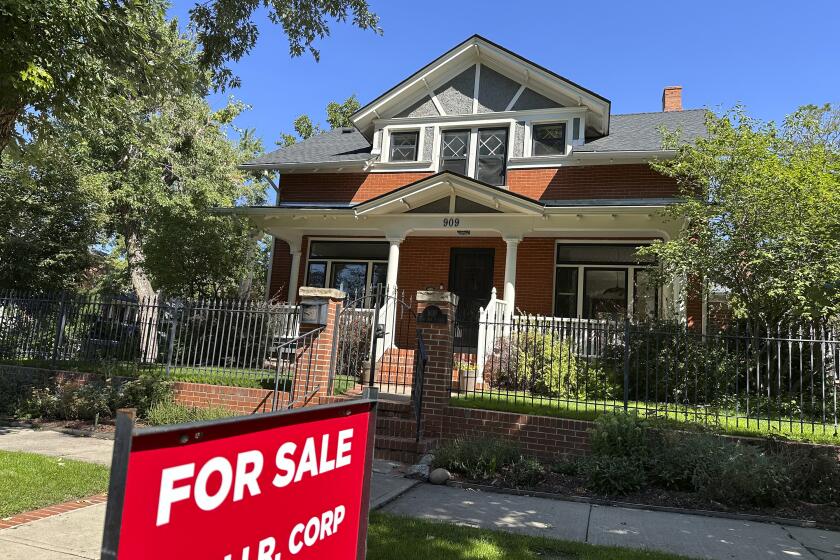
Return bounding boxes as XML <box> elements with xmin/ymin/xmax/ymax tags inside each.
<box><xmin>0</xmin><ymin>494</ymin><xmax>107</xmax><ymax>530</ymax></box>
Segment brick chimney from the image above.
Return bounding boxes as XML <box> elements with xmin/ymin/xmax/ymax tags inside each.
<box><xmin>662</xmin><ymin>86</ymin><xmax>683</xmax><ymax>112</ymax></box>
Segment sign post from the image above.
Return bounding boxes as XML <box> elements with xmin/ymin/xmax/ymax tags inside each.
<box><xmin>101</xmin><ymin>390</ymin><xmax>378</xmax><ymax>560</ymax></box>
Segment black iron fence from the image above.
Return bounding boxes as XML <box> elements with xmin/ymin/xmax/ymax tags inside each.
<box><xmin>455</xmin><ymin>315</ymin><xmax>840</xmax><ymax>437</ymax></box>
<box><xmin>332</xmin><ymin>285</ymin><xmax>419</xmax><ymax>396</ymax></box>
<box><xmin>0</xmin><ymin>291</ymin><xmax>300</xmax><ymax>389</ymax></box>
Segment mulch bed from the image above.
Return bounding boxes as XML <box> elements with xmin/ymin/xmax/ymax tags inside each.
<box><xmin>454</xmin><ymin>471</ymin><xmax>840</xmax><ymax>529</ymax></box>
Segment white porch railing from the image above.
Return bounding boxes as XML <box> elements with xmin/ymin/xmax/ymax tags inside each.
<box><xmin>475</xmin><ymin>287</ymin><xmax>510</xmax><ymax>382</ymax></box>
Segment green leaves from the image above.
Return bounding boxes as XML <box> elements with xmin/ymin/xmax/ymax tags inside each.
<box><xmin>643</xmin><ymin>105</ymin><xmax>840</xmax><ymax>321</ymax></box>
<box><xmin>190</xmin><ymin>0</ymin><xmax>381</xmax><ymax>91</ymax></box>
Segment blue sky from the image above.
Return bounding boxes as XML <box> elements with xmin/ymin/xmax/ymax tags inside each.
<box><xmin>169</xmin><ymin>0</ymin><xmax>839</xmax><ymax>148</ymax></box>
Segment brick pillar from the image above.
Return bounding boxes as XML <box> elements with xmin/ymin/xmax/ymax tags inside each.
<box><xmin>415</xmin><ymin>290</ymin><xmax>458</xmax><ymax>439</ymax></box>
<box><xmin>292</xmin><ymin>287</ymin><xmax>345</xmax><ymax>406</ymax></box>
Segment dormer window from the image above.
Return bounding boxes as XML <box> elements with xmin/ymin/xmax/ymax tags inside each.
<box><xmin>532</xmin><ymin>123</ymin><xmax>567</xmax><ymax>156</ymax></box>
<box><xmin>389</xmin><ymin>131</ymin><xmax>419</xmax><ymax>161</ymax></box>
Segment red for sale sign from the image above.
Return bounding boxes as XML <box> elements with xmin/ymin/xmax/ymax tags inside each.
<box><xmin>100</xmin><ymin>398</ymin><xmax>377</xmax><ymax>560</ymax></box>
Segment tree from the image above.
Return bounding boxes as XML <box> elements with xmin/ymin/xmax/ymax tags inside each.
<box><xmin>640</xmin><ymin>105</ymin><xmax>840</xmax><ymax>321</ymax></box>
<box><xmin>0</xmin><ymin>0</ymin><xmax>198</xmax><ymax>154</ymax></box>
<box><xmin>0</xmin><ymin>138</ymin><xmax>107</xmax><ymax>292</ymax></box>
<box><xmin>189</xmin><ymin>2</ymin><xmax>380</xmax><ymax>90</ymax></box>
<box><xmin>0</xmin><ymin>0</ymin><xmax>379</xmax><ymax>154</ymax></box>
<box><xmin>277</xmin><ymin>94</ymin><xmax>360</xmax><ymax>146</ymax></box>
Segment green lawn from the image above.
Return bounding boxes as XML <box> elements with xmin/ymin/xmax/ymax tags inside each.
<box><xmin>0</xmin><ymin>451</ymin><xmax>110</xmax><ymax>517</ymax></box>
<box><xmin>452</xmin><ymin>392</ymin><xmax>840</xmax><ymax>445</ymax></box>
<box><xmin>368</xmin><ymin>513</ymin><xmax>694</xmax><ymax>560</ymax></box>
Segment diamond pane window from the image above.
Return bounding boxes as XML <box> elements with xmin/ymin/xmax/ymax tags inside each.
<box><xmin>389</xmin><ymin>131</ymin><xmax>419</xmax><ymax>162</ymax></box>
<box><xmin>439</xmin><ymin>130</ymin><xmax>470</xmax><ymax>175</ymax></box>
<box><xmin>533</xmin><ymin>123</ymin><xmax>567</xmax><ymax>156</ymax></box>
<box><xmin>475</xmin><ymin>128</ymin><xmax>508</xmax><ymax>186</ymax></box>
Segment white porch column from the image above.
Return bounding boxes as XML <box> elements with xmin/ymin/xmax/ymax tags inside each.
<box><xmin>287</xmin><ymin>238</ymin><xmax>302</xmax><ymax>304</ymax></box>
<box><xmin>385</xmin><ymin>237</ymin><xmax>403</xmax><ymax>291</ymax></box>
<box><xmin>503</xmin><ymin>237</ymin><xmax>521</xmax><ymax>311</ymax></box>
<box><xmin>379</xmin><ymin>237</ymin><xmax>403</xmax><ymax>360</ymax></box>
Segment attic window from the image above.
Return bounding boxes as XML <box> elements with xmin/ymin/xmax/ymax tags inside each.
<box><xmin>389</xmin><ymin>131</ymin><xmax>419</xmax><ymax>162</ymax></box>
<box><xmin>533</xmin><ymin>123</ymin><xmax>567</xmax><ymax>156</ymax></box>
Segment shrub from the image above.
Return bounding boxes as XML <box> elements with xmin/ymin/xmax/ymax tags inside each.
<box><xmin>146</xmin><ymin>401</ymin><xmax>234</xmax><ymax>426</ymax></box>
<box><xmin>763</xmin><ymin>442</ymin><xmax>840</xmax><ymax>505</ymax></box>
<box><xmin>585</xmin><ymin>456</ymin><xmax>646</xmax><ymax>495</ymax></box>
<box><xmin>501</xmin><ymin>456</ymin><xmax>545</xmax><ymax>488</ymax></box>
<box><xmin>589</xmin><ymin>413</ymin><xmax>649</xmax><ymax>459</ymax></box>
<box><xmin>647</xmin><ymin>431</ymin><xmax>729</xmax><ymax>491</ymax></box>
<box><xmin>692</xmin><ymin>443</ymin><xmax>791</xmax><ymax>507</ymax></box>
<box><xmin>434</xmin><ymin>438</ymin><xmax>520</xmax><ymax>481</ymax></box>
<box><xmin>15</xmin><ymin>373</ymin><xmax>171</xmax><ymax>421</ymax></box>
<box><xmin>112</xmin><ymin>373</ymin><xmax>172</xmax><ymax>417</ymax></box>
<box><xmin>487</xmin><ymin>331</ymin><xmax>579</xmax><ymax>398</ymax></box>
<box><xmin>550</xmin><ymin>458</ymin><xmax>582</xmax><ymax>476</ymax></box>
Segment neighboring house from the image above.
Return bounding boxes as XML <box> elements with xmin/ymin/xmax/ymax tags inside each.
<box><xmin>233</xmin><ymin>35</ymin><xmax>707</xmax><ymax>328</ymax></box>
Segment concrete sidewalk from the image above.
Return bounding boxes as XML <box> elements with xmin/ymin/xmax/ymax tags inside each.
<box><xmin>382</xmin><ymin>484</ymin><xmax>840</xmax><ymax>560</ymax></box>
<box><xmin>0</xmin><ymin>426</ymin><xmax>113</xmax><ymax>465</ymax></box>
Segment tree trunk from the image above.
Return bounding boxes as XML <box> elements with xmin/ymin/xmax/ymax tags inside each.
<box><xmin>125</xmin><ymin>230</ymin><xmax>160</xmax><ymax>363</ymax></box>
<box><xmin>0</xmin><ymin>104</ymin><xmax>22</xmax><ymax>156</ymax></box>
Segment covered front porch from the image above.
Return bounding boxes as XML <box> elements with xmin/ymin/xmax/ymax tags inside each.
<box><xmin>236</xmin><ymin>172</ymin><xmax>688</xmax><ymax>324</ymax></box>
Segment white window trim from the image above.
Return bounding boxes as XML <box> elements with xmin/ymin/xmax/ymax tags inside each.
<box><xmin>434</xmin><ymin>120</ymin><xmax>516</xmax><ymax>185</ymax></box>
<box><xmin>382</xmin><ymin>127</ymin><xmax>425</xmax><ymax>164</ymax></box>
<box><xmin>551</xmin><ymin>241</ymin><xmax>661</xmax><ymax>320</ymax></box>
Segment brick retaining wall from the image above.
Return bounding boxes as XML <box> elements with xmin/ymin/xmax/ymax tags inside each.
<box><xmin>440</xmin><ymin>405</ymin><xmax>592</xmax><ymax>459</ymax></box>
<box><xmin>172</xmin><ymin>382</ymin><xmax>282</xmax><ymax>415</ymax></box>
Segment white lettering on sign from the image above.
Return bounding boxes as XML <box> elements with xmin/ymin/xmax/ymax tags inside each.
<box><xmin>155</xmin><ymin>428</ymin><xmax>356</xmax><ymax>526</ymax></box>
<box><xmin>288</xmin><ymin>505</ymin><xmax>345</xmax><ymax>555</ymax></box>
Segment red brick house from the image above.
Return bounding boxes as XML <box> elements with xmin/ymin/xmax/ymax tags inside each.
<box><xmin>233</xmin><ymin>35</ymin><xmax>707</xmax><ymax>328</ymax></box>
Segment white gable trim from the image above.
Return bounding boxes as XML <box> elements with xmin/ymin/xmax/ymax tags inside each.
<box><xmin>352</xmin><ymin>36</ymin><xmax>610</xmax><ymax>139</ymax></box>
<box><xmin>353</xmin><ymin>173</ymin><xmax>544</xmax><ymax>217</ymax></box>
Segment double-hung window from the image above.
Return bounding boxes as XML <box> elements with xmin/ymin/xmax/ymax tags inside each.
<box><xmin>439</xmin><ymin>129</ymin><xmax>470</xmax><ymax>175</ymax></box>
<box><xmin>389</xmin><ymin>131</ymin><xmax>419</xmax><ymax>162</ymax></box>
<box><xmin>305</xmin><ymin>241</ymin><xmax>389</xmax><ymax>295</ymax></box>
<box><xmin>475</xmin><ymin>128</ymin><xmax>508</xmax><ymax>186</ymax></box>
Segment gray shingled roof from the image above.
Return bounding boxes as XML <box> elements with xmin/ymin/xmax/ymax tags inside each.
<box><xmin>575</xmin><ymin>109</ymin><xmax>707</xmax><ymax>153</ymax></box>
<box><xmin>243</xmin><ymin>127</ymin><xmax>371</xmax><ymax>167</ymax></box>
<box><xmin>241</xmin><ymin>109</ymin><xmax>707</xmax><ymax>167</ymax></box>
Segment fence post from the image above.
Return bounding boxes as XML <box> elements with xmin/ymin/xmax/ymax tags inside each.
<box><xmin>415</xmin><ymin>290</ymin><xmax>458</xmax><ymax>440</ymax></box>
<box><xmin>623</xmin><ymin>317</ymin><xmax>630</xmax><ymax>412</ymax></box>
<box><xmin>51</xmin><ymin>294</ymin><xmax>68</xmax><ymax>364</ymax></box>
<box><xmin>165</xmin><ymin>306</ymin><xmax>178</xmax><ymax>378</ymax></box>
<box><xmin>292</xmin><ymin>287</ymin><xmax>345</xmax><ymax>405</ymax></box>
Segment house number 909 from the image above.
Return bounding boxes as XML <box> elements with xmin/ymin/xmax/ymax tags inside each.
<box><xmin>443</xmin><ymin>218</ymin><xmax>460</xmax><ymax>227</ymax></box>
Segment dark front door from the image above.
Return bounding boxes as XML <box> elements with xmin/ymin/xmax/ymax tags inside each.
<box><xmin>449</xmin><ymin>248</ymin><xmax>494</xmax><ymax>347</ymax></box>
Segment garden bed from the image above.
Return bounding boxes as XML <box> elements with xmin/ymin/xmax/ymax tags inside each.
<box><xmin>433</xmin><ymin>414</ymin><xmax>840</xmax><ymax>529</ymax></box>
